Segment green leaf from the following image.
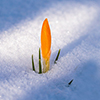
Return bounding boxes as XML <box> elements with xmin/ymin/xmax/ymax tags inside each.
<box><xmin>68</xmin><ymin>79</ymin><xmax>74</xmax><ymax>86</ymax></box>
<box><xmin>39</xmin><ymin>59</ymin><xmax>42</xmax><ymax>74</ymax></box>
<box><xmin>54</xmin><ymin>49</ymin><xmax>61</xmax><ymax>64</ymax></box>
<box><xmin>39</xmin><ymin>48</ymin><xmax>42</xmax><ymax>74</ymax></box>
<box><xmin>39</xmin><ymin>48</ymin><xmax>41</xmax><ymax>60</ymax></box>
<box><xmin>32</xmin><ymin>55</ymin><xmax>35</xmax><ymax>71</ymax></box>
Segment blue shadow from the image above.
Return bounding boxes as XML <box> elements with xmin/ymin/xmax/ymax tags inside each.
<box><xmin>0</xmin><ymin>0</ymin><xmax>61</xmax><ymax>32</ymax></box>
<box><xmin>0</xmin><ymin>0</ymin><xmax>99</xmax><ymax>32</ymax></box>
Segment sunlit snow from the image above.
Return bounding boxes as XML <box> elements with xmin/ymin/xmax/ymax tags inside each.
<box><xmin>0</xmin><ymin>0</ymin><xmax>100</xmax><ymax>100</ymax></box>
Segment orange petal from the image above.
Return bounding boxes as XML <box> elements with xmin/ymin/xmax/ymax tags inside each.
<box><xmin>41</xmin><ymin>18</ymin><xmax>51</xmax><ymax>60</ymax></box>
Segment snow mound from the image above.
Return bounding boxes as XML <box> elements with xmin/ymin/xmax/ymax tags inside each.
<box><xmin>0</xmin><ymin>1</ymin><xmax>100</xmax><ymax>100</ymax></box>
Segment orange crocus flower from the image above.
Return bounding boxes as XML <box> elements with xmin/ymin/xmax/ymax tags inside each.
<box><xmin>41</xmin><ymin>18</ymin><xmax>51</xmax><ymax>73</ymax></box>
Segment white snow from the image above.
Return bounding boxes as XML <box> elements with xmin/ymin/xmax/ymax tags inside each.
<box><xmin>0</xmin><ymin>0</ymin><xmax>100</xmax><ymax>100</ymax></box>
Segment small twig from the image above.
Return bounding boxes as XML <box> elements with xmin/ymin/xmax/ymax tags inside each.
<box><xmin>32</xmin><ymin>55</ymin><xmax>35</xmax><ymax>71</ymax></box>
<box><xmin>54</xmin><ymin>49</ymin><xmax>61</xmax><ymax>64</ymax></box>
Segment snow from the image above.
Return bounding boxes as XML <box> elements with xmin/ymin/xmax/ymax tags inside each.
<box><xmin>0</xmin><ymin>0</ymin><xmax>100</xmax><ymax>100</ymax></box>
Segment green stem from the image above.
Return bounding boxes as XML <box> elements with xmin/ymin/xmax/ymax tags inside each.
<box><xmin>54</xmin><ymin>49</ymin><xmax>61</xmax><ymax>64</ymax></box>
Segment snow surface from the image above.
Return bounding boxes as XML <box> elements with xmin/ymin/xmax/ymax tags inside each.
<box><xmin>0</xmin><ymin>0</ymin><xmax>100</xmax><ymax>100</ymax></box>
